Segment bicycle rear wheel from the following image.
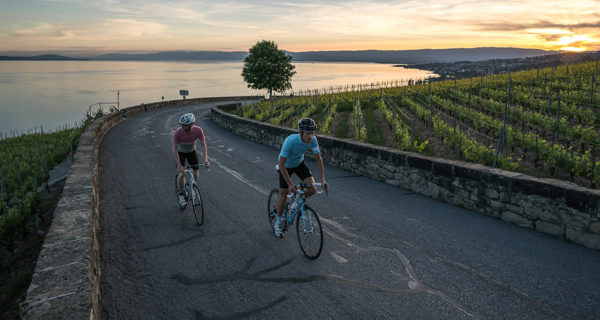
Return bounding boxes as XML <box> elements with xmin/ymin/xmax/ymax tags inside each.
<box><xmin>296</xmin><ymin>205</ymin><xmax>323</xmax><ymax>259</ymax></box>
<box><xmin>267</xmin><ymin>189</ymin><xmax>279</xmax><ymax>233</ymax></box>
<box><xmin>191</xmin><ymin>184</ymin><xmax>204</xmax><ymax>225</ymax></box>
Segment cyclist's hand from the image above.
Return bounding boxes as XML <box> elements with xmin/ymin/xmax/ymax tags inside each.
<box><xmin>204</xmin><ymin>161</ymin><xmax>210</xmax><ymax>169</ymax></box>
<box><xmin>322</xmin><ymin>181</ymin><xmax>329</xmax><ymax>191</ymax></box>
<box><xmin>288</xmin><ymin>184</ymin><xmax>297</xmax><ymax>194</ymax></box>
<box><xmin>177</xmin><ymin>165</ymin><xmax>184</xmax><ymax>174</ymax></box>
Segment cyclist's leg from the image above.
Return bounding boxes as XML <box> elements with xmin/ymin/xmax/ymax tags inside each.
<box><xmin>276</xmin><ymin>168</ymin><xmax>290</xmax><ymax>216</ymax></box>
<box><xmin>186</xmin><ymin>151</ymin><xmax>201</xmax><ymax>182</ymax></box>
<box><xmin>297</xmin><ymin>162</ymin><xmax>317</xmax><ymax>197</ymax></box>
<box><xmin>177</xmin><ymin>152</ymin><xmax>187</xmax><ymax>193</ymax></box>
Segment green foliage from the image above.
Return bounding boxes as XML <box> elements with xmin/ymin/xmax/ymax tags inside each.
<box><xmin>0</xmin><ymin>118</ymin><xmax>89</xmax><ymax>249</ymax></box>
<box><xmin>379</xmin><ymin>97</ymin><xmax>428</xmax><ymax>152</ymax></box>
<box><xmin>362</xmin><ymin>107</ymin><xmax>384</xmax><ymax>145</ymax></box>
<box><xmin>241</xmin><ymin>40</ymin><xmax>296</xmax><ymax>98</ymax></box>
<box><xmin>0</xmin><ymin>271</ymin><xmax>29</xmax><ymax>309</ymax></box>
<box><xmin>320</xmin><ymin>101</ymin><xmax>337</xmax><ymax>135</ymax></box>
<box><xmin>227</xmin><ymin>59</ymin><xmax>600</xmax><ymax>187</ymax></box>
<box><xmin>354</xmin><ymin>98</ymin><xmax>367</xmax><ymax>142</ymax></box>
<box><xmin>335</xmin><ymin>112</ymin><xmax>350</xmax><ymax>138</ymax></box>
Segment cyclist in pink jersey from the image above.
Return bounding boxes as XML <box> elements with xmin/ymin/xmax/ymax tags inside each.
<box><xmin>173</xmin><ymin>113</ymin><xmax>210</xmax><ymax>207</ymax></box>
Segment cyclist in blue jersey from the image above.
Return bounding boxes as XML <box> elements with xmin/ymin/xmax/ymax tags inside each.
<box><xmin>272</xmin><ymin>118</ymin><xmax>329</xmax><ymax>238</ymax></box>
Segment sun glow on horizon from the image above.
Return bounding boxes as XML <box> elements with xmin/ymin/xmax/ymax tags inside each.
<box><xmin>543</xmin><ymin>34</ymin><xmax>597</xmax><ymax>52</ymax></box>
<box><xmin>560</xmin><ymin>46</ymin><xmax>588</xmax><ymax>52</ymax></box>
<box><xmin>557</xmin><ymin>35</ymin><xmax>593</xmax><ymax>46</ymax></box>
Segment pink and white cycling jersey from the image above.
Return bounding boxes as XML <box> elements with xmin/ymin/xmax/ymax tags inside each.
<box><xmin>173</xmin><ymin>125</ymin><xmax>205</xmax><ymax>153</ymax></box>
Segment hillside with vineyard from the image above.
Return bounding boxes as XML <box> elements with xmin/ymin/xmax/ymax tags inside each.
<box><xmin>0</xmin><ymin>114</ymin><xmax>95</xmax><ymax>318</ymax></box>
<box><xmin>231</xmin><ymin>60</ymin><xmax>600</xmax><ymax>189</ymax></box>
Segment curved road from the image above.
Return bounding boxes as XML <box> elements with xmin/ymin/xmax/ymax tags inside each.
<box><xmin>99</xmin><ymin>102</ymin><xmax>600</xmax><ymax>319</ymax></box>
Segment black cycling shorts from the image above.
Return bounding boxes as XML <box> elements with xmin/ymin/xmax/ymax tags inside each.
<box><xmin>178</xmin><ymin>151</ymin><xmax>200</xmax><ymax>169</ymax></box>
<box><xmin>278</xmin><ymin>161</ymin><xmax>313</xmax><ymax>189</ymax></box>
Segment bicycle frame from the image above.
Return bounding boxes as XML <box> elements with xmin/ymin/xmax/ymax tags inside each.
<box><xmin>183</xmin><ymin>169</ymin><xmax>195</xmax><ymax>190</ymax></box>
<box><xmin>267</xmin><ymin>181</ymin><xmax>325</xmax><ymax>259</ymax></box>
<box><xmin>283</xmin><ymin>184</ymin><xmax>322</xmax><ymax>233</ymax></box>
<box><xmin>177</xmin><ymin>169</ymin><xmax>196</xmax><ymax>196</ymax></box>
<box><xmin>176</xmin><ymin>166</ymin><xmax>206</xmax><ymax>225</ymax></box>
<box><xmin>179</xmin><ymin>165</ymin><xmax>208</xmax><ymax>195</ymax></box>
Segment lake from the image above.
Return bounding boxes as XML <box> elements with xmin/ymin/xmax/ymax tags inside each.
<box><xmin>0</xmin><ymin>61</ymin><xmax>434</xmax><ymax>135</ymax></box>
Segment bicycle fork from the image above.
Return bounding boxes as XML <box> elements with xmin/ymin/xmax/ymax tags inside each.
<box><xmin>300</xmin><ymin>207</ymin><xmax>315</xmax><ymax>234</ymax></box>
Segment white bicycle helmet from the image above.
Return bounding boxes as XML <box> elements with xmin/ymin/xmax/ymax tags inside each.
<box><xmin>179</xmin><ymin>113</ymin><xmax>195</xmax><ymax>125</ymax></box>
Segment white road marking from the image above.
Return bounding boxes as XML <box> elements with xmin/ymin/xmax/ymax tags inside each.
<box><xmin>330</xmin><ymin>252</ymin><xmax>349</xmax><ymax>263</ymax></box>
<box><xmin>320</xmin><ymin>217</ymin><xmax>359</xmax><ymax>238</ymax></box>
<box><xmin>208</xmin><ymin>156</ymin><xmax>269</xmax><ymax>196</ymax></box>
<box><xmin>408</xmin><ymin>280</ymin><xmax>419</xmax><ymax>289</ymax></box>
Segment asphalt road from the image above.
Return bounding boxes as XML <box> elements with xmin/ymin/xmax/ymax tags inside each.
<box><xmin>98</xmin><ymin>102</ymin><xmax>600</xmax><ymax>320</ymax></box>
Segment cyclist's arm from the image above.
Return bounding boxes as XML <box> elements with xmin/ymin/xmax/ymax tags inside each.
<box><xmin>199</xmin><ymin>139</ymin><xmax>209</xmax><ymax>166</ymax></box>
<box><xmin>278</xmin><ymin>156</ymin><xmax>295</xmax><ymax>191</ymax></box>
<box><xmin>173</xmin><ymin>142</ymin><xmax>183</xmax><ymax>171</ymax></box>
<box><xmin>314</xmin><ymin>153</ymin><xmax>328</xmax><ymax>190</ymax></box>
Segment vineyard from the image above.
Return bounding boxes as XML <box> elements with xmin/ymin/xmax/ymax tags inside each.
<box><xmin>0</xmin><ymin>116</ymin><xmax>95</xmax><ymax>253</ymax></box>
<box><xmin>231</xmin><ymin>60</ymin><xmax>600</xmax><ymax>188</ymax></box>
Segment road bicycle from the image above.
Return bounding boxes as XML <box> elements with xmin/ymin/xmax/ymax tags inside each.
<box><xmin>267</xmin><ymin>178</ymin><xmax>326</xmax><ymax>259</ymax></box>
<box><xmin>175</xmin><ymin>166</ymin><xmax>205</xmax><ymax>225</ymax></box>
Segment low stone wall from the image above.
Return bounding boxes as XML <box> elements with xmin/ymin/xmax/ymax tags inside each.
<box><xmin>211</xmin><ymin>106</ymin><xmax>600</xmax><ymax>251</ymax></box>
<box><xmin>22</xmin><ymin>96</ymin><xmax>259</xmax><ymax>319</ymax></box>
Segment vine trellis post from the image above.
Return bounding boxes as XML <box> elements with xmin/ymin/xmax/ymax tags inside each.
<box><xmin>592</xmin><ymin>145</ymin><xmax>597</xmax><ymax>188</ymax></box>
<box><xmin>411</xmin><ymin>119</ymin><xmax>415</xmax><ymax>153</ymax></box>
<box><xmin>554</xmin><ymin>89</ymin><xmax>561</xmax><ymax>145</ymax></box>
<box><xmin>429</xmin><ymin>80</ymin><xmax>433</xmax><ymax>128</ymax></box>
<box><xmin>591</xmin><ymin>75</ymin><xmax>595</xmax><ymax>107</ymax></box>
<box><xmin>467</xmin><ymin>78</ymin><xmax>472</xmax><ymax>126</ymax></box>
<box><xmin>1</xmin><ymin>169</ymin><xmax>4</xmax><ymax>199</ymax></box>
<box><xmin>503</xmin><ymin>74</ymin><xmax>511</xmax><ymax>146</ymax></box>
<box><xmin>453</xmin><ymin>79</ymin><xmax>457</xmax><ymax>133</ymax></box>
<box><xmin>546</xmin><ymin>77</ymin><xmax>552</xmax><ymax>116</ymax></box>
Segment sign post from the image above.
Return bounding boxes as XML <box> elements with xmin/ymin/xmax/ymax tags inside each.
<box><xmin>179</xmin><ymin>90</ymin><xmax>189</xmax><ymax>100</ymax></box>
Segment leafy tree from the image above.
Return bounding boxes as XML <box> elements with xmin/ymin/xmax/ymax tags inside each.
<box><xmin>242</xmin><ymin>40</ymin><xmax>296</xmax><ymax>99</ymax></box>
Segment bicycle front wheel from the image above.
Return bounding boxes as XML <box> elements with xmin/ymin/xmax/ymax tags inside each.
<box><xmin>191</xmin><ymin>184</ymin><xmax>204</xmax><ymax>225</ymax></box>
<box><xmin>267</xmin><ymin>189</ymin><xmax>279</xmax><ymax>233</ymax></box>
<box><xmin>296</xmin><ymin>205</ymin><xmax>323</xmax><ymax>259</ymax></box>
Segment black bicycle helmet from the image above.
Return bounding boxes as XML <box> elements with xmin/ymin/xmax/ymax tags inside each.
<box><xmin>298</xmin><ymin>118</ymin><xmax>316</xmax><ymax>132</ymax></box>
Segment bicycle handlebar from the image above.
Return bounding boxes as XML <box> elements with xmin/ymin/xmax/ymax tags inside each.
<box><xmin>286</xmin><ymin>182</ymin><xmax>328</xmax><ymax>198</ymax></box>
<box><xmin>179</xmin><ymin>165</ymin><xmax>210</xmax><ymax>173</ymax></box>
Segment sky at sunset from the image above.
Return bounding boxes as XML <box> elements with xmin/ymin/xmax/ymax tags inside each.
<box><xmin>1</xmin><ymin>0</ymin><xmax>599</xmax><ymax>56</ymax></box>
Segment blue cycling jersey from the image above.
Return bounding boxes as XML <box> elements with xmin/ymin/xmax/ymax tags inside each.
<box><xmin>279</xmin><ymin>134</ymin><xmax>319</xmax><ymax>168</ymax></box>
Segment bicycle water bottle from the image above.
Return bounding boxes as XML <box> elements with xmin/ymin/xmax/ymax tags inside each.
<box><xmin>290</xmin><ymin>193</ymin><xmax>300</xmax><ymax>211</ymax></box>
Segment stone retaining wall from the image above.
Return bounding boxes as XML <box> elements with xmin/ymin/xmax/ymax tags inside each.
<box><xmin>211</xmin><ymin>106</ymin><xmax>600</xmax><ymax>251</ymax></box>
<box><xmin>22</xmin><ymin>96</ymin><xmax>259</xmax><ymax>319</ymax></box>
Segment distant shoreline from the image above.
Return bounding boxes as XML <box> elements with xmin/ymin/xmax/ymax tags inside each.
<box><xmin>0</xmin><ymin>47</ymin><xmax>550</xmax><ymax>64</ymax></box>
<box><xmin>0</xmin><ymin>54</ymin><xmax>87</xmax><ymax>61</ymax></box>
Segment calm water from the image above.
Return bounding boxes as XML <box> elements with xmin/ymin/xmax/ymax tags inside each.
<box><xmin>0</xmin><ymin>61</ymin><xmax>433</xmax><ymax>134</ymax></box>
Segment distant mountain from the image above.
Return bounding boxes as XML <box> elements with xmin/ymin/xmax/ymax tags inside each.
<box><xmin>287</xmin><ymin>48</ymin><xmax>550</xmax><ymax>64</ymax></box>
<box><xmin>87</xmin><ymin>48</ymin><xmax>549</xmax><ymax>64</ymax></box>
<box><xmin>0</xmin><ymin>54</ymin><xmax>87</xmax><ymax>61</ymax></box>
<box><xmin>0</xmin><ymin>48</ymin><xmax>551</xmax><ymax>64</ymax></box>
<box><xmin>91</xmin><ymin>51</ymin><xmax>248</xmax><ymax>61</ymax></box>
